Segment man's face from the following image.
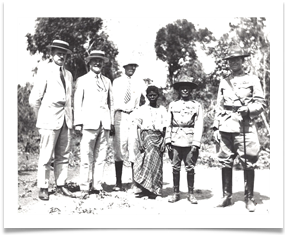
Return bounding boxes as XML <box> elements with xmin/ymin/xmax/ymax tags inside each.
<box><xmin>179</xmin><ymin>85</ymin><xmax>192</xmax><ymax>99</ymax></box>
<box><xmin>228</xmin><ymin>57</ymin><xmax>244</xmax><ymax>73</ymax></box>
<box><xmin>147</xmin><ymin>91</ymin><xmax>159</xmax><ymax>103</ymax></box>
<box><xmin>124</xmin><ymin>64</ymin><xmax>137</xmax><ymax>77</ymax></box>
<box><xmin>89</xmin><ymin>58</ymin><xmax>104</xmax><ymax>74</ymax></box>
<box><xmin>52</xmin><ymin>48</ymin><xmax>67</xmax><ymax>66</ymax></box>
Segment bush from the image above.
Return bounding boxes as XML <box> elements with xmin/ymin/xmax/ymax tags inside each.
<box><xmin>18</xmin><ymin>83</ymin><xmax>40</xmax><ymax>155</ymax></box>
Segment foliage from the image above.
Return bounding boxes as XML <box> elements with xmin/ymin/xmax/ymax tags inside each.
<box><xmin>155</xmin><ymin>19</ymin><xmax>215</xmax><ymax>85</ymax></box>
<box><xmin>18</xmin><ymin>83</ymin><xmax>40</xmax><ymax>155</ymax></box>
<box><xmin>26</xmin><ymin>18</ymin><xmax>120</xmax><ymax>81</ymax></box>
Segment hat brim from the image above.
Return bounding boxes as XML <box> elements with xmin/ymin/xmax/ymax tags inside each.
<box><xmin>47</xmin><ymin>45</ymin><xmax>72</xmax><ymax>54</ymax></box>
<box><xmin>173</xmin><ymin>82</ymin><xmax>198</xmax><ymax>90</ymax></box>
<box><xmin>123</xmin><ymin>64</ymin><xmax>139</xmax><ymax>68</ymax></box>
<box><xmin>86</xmin><ymin>56</ymin><xmax>109</xmax><ymax>63</ymax></box>
<box><xmin>223</xmin><ymin>54</ymin><xmax>250</xmax><ymax>60</ymax></box>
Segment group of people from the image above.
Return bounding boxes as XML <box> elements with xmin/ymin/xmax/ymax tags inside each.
<box><xmin>29</xmin><ymin>39</ymin><xmax>266</xmax><ymax>212</ymax></box>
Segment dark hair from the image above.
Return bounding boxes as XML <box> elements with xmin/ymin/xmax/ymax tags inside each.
<box><xmin>146</xmin><ymin>85</ymin><xmax>159</xmax><ymax>95</ymax></box>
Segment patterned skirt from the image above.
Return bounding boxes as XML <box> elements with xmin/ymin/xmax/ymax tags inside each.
<box><xmin>134</xmin><ymin>129</ymin><xmax>164</xmax><ymax>195</ymax></box>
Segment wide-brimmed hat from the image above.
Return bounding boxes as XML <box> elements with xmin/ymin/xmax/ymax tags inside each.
<box><xmin>223</xmin><ymin>45</ymin><xmax>250</xmax><ymax>60</ymax></box>
<box><xmin>173</xmin><ymin>75</ymin><xmax>198</xmax><ymax>90</ymax></box>
<box><xmin>47</xmin><ymin>40</ymin><xmax>72</xmax><ymax>54</ymax></box>
<box><xmin>85</xmin><ymin>50</ymin><xmax>109</xmax><ymax>63</ymax></box>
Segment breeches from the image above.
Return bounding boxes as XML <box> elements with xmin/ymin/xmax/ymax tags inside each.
<box><xmin>217</xmin><ymin>131</ymin><xmax>260</xmax><ymax>169</ymax></box>
<box><xmin>113</xmin><ymin>111</ymin><xmax>137</xmax><ymax>162</ymax></box>
<box><xmin>80</xmin><ymin>126</ymin><xmax>109</xmax><ymax>190</ymax></box>
<box><xmin>37</xmin><ymin>121</ymin><xmax>71</xmax><ymax>188</ymax></box>
<box><xmin>169</xmin><ymin>145</ymin><xmax>199</xmax><ymax>172</ymax></box>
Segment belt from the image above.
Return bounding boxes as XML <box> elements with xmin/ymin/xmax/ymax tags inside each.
<box><xmin>172</xmin><ymin>124</ymin><xmax>194</xmax><ymax>128</ymax></box>
<box><xmin>118</xmin><ymin>110</ymin><xmax>133</xmax><ymax>114</ymax></box>
<box><xmin>224</xmin><ymin>105</ymin><xmax>241</xmax><ymax>112</ymax></box>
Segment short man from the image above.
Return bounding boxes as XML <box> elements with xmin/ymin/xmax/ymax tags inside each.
<box><xmin>74</xmin><ymin>50</ymin><xmax>114</xmax><ymax>199</ymax></box>
<box><xmin>29</xmin><ymin>39</ymin><xmax>75</xmax><ymax>200</ymax></box>
<box><xmin>165</xmin><ymin>75</ymin><xmax>203</xmax><ymax>204</ymax></box>
<box><xmin>213</xmin><ymin>45</ymin><xmax>266</xmax><ymax>212</ymax></box>
<box><xmin>112</xmin><ymin>61</ymin><xmax>146</xmax><ymax>191</ymax></box>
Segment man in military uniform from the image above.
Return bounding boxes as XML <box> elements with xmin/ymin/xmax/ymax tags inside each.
<box><xmin>165</xmin><ymin>75</ymin><xmax>203</xmax><ymax>204</ymax></box>
<box><xmin>213</xmin><ymin>45</ymin><xmax>266</xmax><ymax>212</ymax></box>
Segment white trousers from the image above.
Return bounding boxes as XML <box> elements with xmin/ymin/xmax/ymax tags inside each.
<box><xmin>37</xmin><ymin>121</ymin><xmax>71</xmax><ymax>188</ymax></box>
<box><xmin>80</xmin><ymin>126</ymin><xmax>109</xmax><ymax>191</ymax></box>
<box><xmin>113</xmin><ymin>111</ymin><xmax>138</xmax><ymax>162</ymax></box>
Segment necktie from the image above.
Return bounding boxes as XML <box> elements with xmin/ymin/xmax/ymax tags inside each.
<box><xmin>60</xmin><ymin>67</ymin><xmax>66</xmax><ymax>91</ymax></box>
<box><xmin>96</xmin><ymin>74</ymin><xmax>104</xmax><ymax>91</ymax></box>
<box><xmin>124</xmin><ymin>78</ymin><xmax>131</xmax><ymax>104</ymax></box>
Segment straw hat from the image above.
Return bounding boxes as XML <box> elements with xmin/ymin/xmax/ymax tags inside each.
<box><xmin>46</xmin><ymin>39</ymin><xmax>72</xmax><ymax>54</ymax></box>
<box><xmin>85</xmin><ymin>50</ymin><xmax>109</xmax><ymax>63</ymax></box>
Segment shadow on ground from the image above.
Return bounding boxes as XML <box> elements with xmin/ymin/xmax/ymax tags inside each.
<box><xmin>232</xmin><ymin>191</ymin><xmax>270</xmax><ymax>204</ymax></box>
<box><xmin>162</xmin><ymin>186</ymin><xmax>213</xmax><ymax>201</ymax></box>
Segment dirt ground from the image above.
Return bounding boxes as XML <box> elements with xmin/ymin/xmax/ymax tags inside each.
<box><xmin>18</xmin><ymin>157</ymin><xmax>270</xmax><ymax>216</ymax></box>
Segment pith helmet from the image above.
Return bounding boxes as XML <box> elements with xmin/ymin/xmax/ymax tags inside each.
<box><xmin>223</xmin><ymin>45</ymin><xmax>250</xmax><ymax>60</ymax></box>
<box><xmin>46</xmin><ymin>40</ymin><xmax>72</xmax><ymax>54</ymax></box>
<box><xmin>173</xmin><ymin>75</ymin><xmax>198</xmax><ymax>90</ymax></box>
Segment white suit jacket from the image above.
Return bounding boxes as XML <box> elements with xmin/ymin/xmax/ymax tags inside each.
<box><xmin>29</xmin><ymin>62</ymin><xmax>73</xmax><ymax>130</ymax></box>
<box><xmin>73</xmin><ymin>71</ymin><xmax>114</xmax><ymax>130</ymax></box>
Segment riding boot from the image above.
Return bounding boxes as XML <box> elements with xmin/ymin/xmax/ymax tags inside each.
<box><xmin>113</xmin><ymin>161</ymin><xmax>123</xmax><ymax>191</ymax></box>
<box><xmin>168</xmin><ymin>170</ymin><xmax>180</xmax><ymax>203</ymax></box>
<box><xmin>187</xmin><ymin>169</ymin><xmax>198</xmax><ymax>204</ymax></box>
<box><xmin>217</xmin><ymin>167</ymin><xmax>233</xmax><ymax>207</ymax></box>
<box><xmin>244</xmin><ymin>169</ymin><xmax>256</xmax><ymax>212</ymax></box>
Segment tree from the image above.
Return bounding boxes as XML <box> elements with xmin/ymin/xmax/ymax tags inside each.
<box><xmin>154</xmin><ymin>19</ymin><xmax>215</xmax><ymax>85</ymax></box>
<box><xmin>26</xmin><ymin>18</ymin><xmax>120</xmax><ymax>81</ymax></box>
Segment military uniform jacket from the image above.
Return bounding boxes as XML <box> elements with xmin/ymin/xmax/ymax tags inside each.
<box><xmin>213</xmin><ymin>73</ymin><xmax>266</xmax><ymax>133</ymax></box>
<box><xmin>29</xmin><ymin>63</ymin><xmax>73</xmax><ymax>130</ymax></box>
<box><xmin>165</xmin><ymin>100</ymin><xmax>203</xmax><ymax>147</ymax></box>
<box><xmin>73</xmin><ymin>71</ymin><xmax>114</xmax><ymax>130</ymax></box>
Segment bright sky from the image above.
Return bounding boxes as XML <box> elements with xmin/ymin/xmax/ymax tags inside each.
<box><xmin>4</xmin><ymin>0</ymin><xmax>283</xmax><ymax>228</ymax></box>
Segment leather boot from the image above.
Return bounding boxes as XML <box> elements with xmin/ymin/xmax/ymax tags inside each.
<box><xmin>217</xmin><ymin>168</ymin><xmax>233</xmax><ymax>207</ymax></box>
<box><xmin>244</xmin><ymin>169</ymin><xmax>256</xmax><ymax>212</ymax></box>
<box><xmin>168</xmin><ymin>170</ymin><xmax>180</xmax><ymax>203</ymax></box>
<box><xmin>187</xmin><ymin>170</ymin><xmax>198</xmax><ymax>204</ymax></box>
<box><xmin>113</xmin><ymin>161</ymin><xmax>123</xmax><ymax>191</ymax></box>
<box><xmin>39</xmin><ymin>188</ymin><xmax>49</xmax><ymax>201</ymax></box>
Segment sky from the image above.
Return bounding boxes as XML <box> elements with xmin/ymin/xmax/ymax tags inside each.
<box><xmin>4</xmin><ymin>0</ymin><xmax>283</xmax><ymax>227</ymax></box>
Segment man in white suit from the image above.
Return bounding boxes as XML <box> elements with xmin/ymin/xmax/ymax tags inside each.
<box><xmin>29</xmin><ymin>39</ymin><xmax>75</xmax><ymax>200</ymax></box>
<box><xmin>74</xmin><ymin>50</ymin><xmax>114</xmax><ymax>199</ymax></box>
<box><xmin>112</xmin><ymin>61</ymin><xmax>146</xmax><ymax>191</ymax></box>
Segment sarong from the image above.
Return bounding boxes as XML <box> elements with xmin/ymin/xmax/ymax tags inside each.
<box><xmin>134</xmin><ymin>129</ymin><xmax>163</xmax><ymax>195</ymax></box>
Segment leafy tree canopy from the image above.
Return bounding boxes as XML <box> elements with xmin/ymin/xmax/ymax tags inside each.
<box><xmin>26</xmin><ymin>18</ymin><xmax>120</xmax><ymax>80</ymax></box>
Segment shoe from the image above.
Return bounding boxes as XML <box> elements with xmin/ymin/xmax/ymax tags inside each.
<box><xmin>187</xmin><ymin>193</ymin><xmax>198</xmax><ymax>204</ymax></box>
<box><xmin>168</xmin><ymin>193</ymin><xmax>180</xmax><ymax>203</ymax></box>
<box><xmin>79</xmin><ymin>190</ymin><xmax>90</xmax><ymax>199</ymax></box>
<box><xmin>90</xmin><ymin>189</ymin><xmax>101</xmax><ymax>194</ymax></box>
<box><xmin>112</xmin><ymin>184</ymin><xmax>123</xmax><ymax>191</ymax></box>
<box><xmin>39</xmin><ymin>188</ymin><xmax>49</xmax><ymax>200</ymax></box>
<box><xmin>57</xmin><ymin>186</ymin><xmax>76</xmax><ymax>198</ymax></box>
<box><xmin>217</xmin><ymin>196</ymin><xmax>232</xmax><ymax>207</ymax></box>
<box><xmin>246</xmin><ymin>198</ymin><xmax>256</xmax><ymax>212</ymax></box>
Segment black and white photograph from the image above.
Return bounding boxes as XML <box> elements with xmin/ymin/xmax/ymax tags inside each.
<box><xmin>3</xmin><ymin>0</ymin><xmax>284</xmax><ymax>230</ymax></box>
